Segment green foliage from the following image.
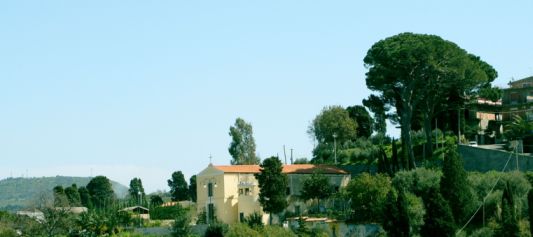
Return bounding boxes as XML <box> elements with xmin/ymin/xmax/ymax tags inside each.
<box><xmin>498</xmin><ymin>182</ymin><xmax>520</xmax><ymax>237</ymax></box>
<box><xmin>346</xmin><ymin>173</ymin><xmax>391</xmax><ymax>222</ymax></box>
<box><xmin>362</xmin><ymin>94</ymin><xmax>387</xmax><ymax>134</ymax></box>
<box><xmin>53</xmin><ymin>185</ymin><xmax>68</xmax><ymax>207</ymax></box>
<box><xmin>189</xmin><ymin>175</ymin><xmax>197</xmax><ymax>202</ymax></box>
<box><xmin>244</xmin><ymin>212</ymin><xmax>263</xmax><ymax>229</ymax></box>
<box><xmin>346</xmin><ymin>105</ymin><xmax>373</xmax><ymax>138</ymax></box>
<box><xmin>150</xmin><ymin>195</ymin><xmax>164</xmax><ymax>207</ymax></box>
<box><xmin>364</xmin><ymin>32</ymin><xmax>497</xmax><ymax>169</ymax></box>
<box><xmin>420</xmin><ymin>187</ymin><xmax>456</xmax><ymax>237</ymax></box>
<box><xmin>204</xmin><ymin>223</ymin><xmax>227</xmax><ymax>237</ymax></box>
<box><xmin>261</xmin><ymin>225</ymin><xmax>297</xmax><ymax>237</ymax></box>
<box><xmin>405</xmin><ymin>192</ymin><xmax>425</xmax><ymax>235</ymax></box>
<box><xmin>529</xmin><ymin>189</ymin><xmax>533</xmax><ymax>237</ymax></box>
<box><xmin>71</xmin><ymin>210</ymin><xmax>123</xmax><ymax>236</ymax></box>
<box><xmin>440</xmin><ymin>147</ymin><xmax>475</xmax><ymax>224</ymax></box>
<box><xmin>151</xmin><ymin>205</ymin><xmax>187</xmax><ymax>220</ymax></box>
<box><xmin>309</xmin><ymin>105</ymin><xmax>358</xmax><ymax>144</ymax></box>
<box><xmin>505</xmin><ymin>115</ymin><xmax>533</xmax><ymax>140</ymax></box>
<box><xmin>168</xmin><ymin>171</ymin><xmax>189</xmax><ymax>201</ymax></box>
<box><xmin>78</xmin><ymin>186</ymin><xmax>93</xmax><ymax>209</ymax></box>
<box><xmin>392</xmin><ymin>168</ymin><xmax>442</xmax><ymax>196</ymax></box>
<box><xmin>87</xmin><ymin>176</ymin><xmax>116</xmax><ymax>209</ymax></box>
<box><xmin>226</xmin><ymin>223</ymin><xmax>260</xmax><ymax>237</ymax></box>
<box><xmin>171</xmin><ymin>205</ymin><xmax>191</xmax><ymax>237</ymax></box>
<box><xmin>228</xmin><ymin>117</ymin><xmax>259</xmax><ymax>165</ymax></box>
<box><xmin>255</xmin><ymin>157</ymin><xmax>288</xmax><ymax>221</ymax></box>
<box><xmin>64</xmin><ymin>184</ymin><xmax>81</xmax><ymax>206</ymax></box>
<box><xmin>300</xmin><ymin>172</ymin><xmax>334</xmax><ymax>212</ymax></box>
<box><xmin>382</xmin><ymin>189</ymin><xmax>410</xmax><ymax>237</ymax></box>
<box><xmin>128</xmin><ymin>178</ymin><xmax>146</xmax><ymax>205</ymax></box>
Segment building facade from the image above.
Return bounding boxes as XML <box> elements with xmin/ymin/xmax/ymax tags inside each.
<box><xmin>196</xmin><ymin>164</ymin><xmax>350</xmax><ymax>225</ymax></box>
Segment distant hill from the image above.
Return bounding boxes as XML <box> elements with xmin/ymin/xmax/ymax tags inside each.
<box><xmin>0</xmin><ymin>176</ymin><xmax>128</xmax><ymax>211</ymax></box>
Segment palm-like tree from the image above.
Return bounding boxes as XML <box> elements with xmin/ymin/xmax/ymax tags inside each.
<box><xmin>505</xmin><ymin>115</ymin><xmax>532</xmax><ymax>140</ymax></box>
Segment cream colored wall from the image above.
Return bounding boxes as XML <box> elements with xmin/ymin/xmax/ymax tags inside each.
<box><xmin>196</xmin><ymin>166</ymin><xmax>350</xmax><ymax>225</ymax></box>
<box><xmin>196</xmin><ymin>167</ymin><xmax>225</xmax><ymax>224</ymax></box>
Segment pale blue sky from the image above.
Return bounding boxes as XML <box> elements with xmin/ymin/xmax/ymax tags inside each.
<box><xmin>1</xmin><ymin>1</ymin><xmax>532</xmax><ymax>192</ymax></box>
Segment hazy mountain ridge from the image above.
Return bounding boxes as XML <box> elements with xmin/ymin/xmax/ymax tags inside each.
<box><xmin>0</xmin><ymin>176</ymin><xmax>128</xmax><ymax>211</ymax></box>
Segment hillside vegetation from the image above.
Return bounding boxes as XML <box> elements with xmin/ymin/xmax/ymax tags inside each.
<box><xmin>0</xmin><ymin>176</ymin><xmax>128</xmax><ymax>211</ymax></box>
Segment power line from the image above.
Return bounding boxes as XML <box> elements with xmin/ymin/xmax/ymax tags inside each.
<box><xmin>455</xmin><ymin>146</ymin><xmax>516</xmax><ymax>235</ymax></box>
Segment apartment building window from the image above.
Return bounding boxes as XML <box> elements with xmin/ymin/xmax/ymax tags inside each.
<box><xmin>208</xmin><ymin>183</ymin><xmax>213</xmax><ymax>197</ymax></box>
<box><xmin>208</xmin><ymin>204</ymin><xmax>215</xmax><ymax>221</ymax></box>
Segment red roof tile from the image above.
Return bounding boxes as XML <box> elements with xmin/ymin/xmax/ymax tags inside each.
<box><xmin>213</xmin><ymin>164</ymin><xmax>348</xmax><ymax>174</ymax></box>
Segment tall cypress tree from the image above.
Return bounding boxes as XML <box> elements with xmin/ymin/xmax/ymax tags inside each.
<box><xmin>499</xmin><ymin>182</ymin><xmax>519</xmax><ymax>237</ymax></box>
<box><xmin>420</xmin><ymin>187</ymin><xmax>455</xmax><ymax>237</ymax></box>
<box><xmin>528</xmin><ymin>189</ymin><xmax>533</xmax><ymax>237</ymax></box>
<box><xmin>383</xmin><ymin>189</ymin><xmax>410</xmax><ymax>237</ymax></box>
<box><xmin>440</xmin><ymin>145</ymin><xmax>474</xmax><ymax>224</ymax></box>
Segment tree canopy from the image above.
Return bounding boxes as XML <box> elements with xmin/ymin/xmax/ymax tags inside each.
<box><xmin>168</xmin><ymin>171</ymin><xmax>189</xmax><ymax>201</ymax></box>
<box><xmin>364</xmin><ymin>32</ymin><xmax>497</xmax><ymax>166</ymax></box>
<box><xmin>254</xmin><ymin>156</ymin><xmax>288</xmax><ymax>224</ymax></box>
<box><xmin>346</xmin><ymin>105</ymin><xmax>373</xmax><ymax>138</ymax></box>
<box><xmin>128</xmin><ymin>177</ymin><xmax>146</xmax><ymax>205</ymax></box>
<box><xmin>300</xmin><ymin>171</ymin><xmax>334</xmax><ymax>212</ymax></box>
<box><xmin>229</xmin><ymin>118</ymin><xmax>260</xmax><ymax>165</ymax></box>
<box><xmin>86</xmin><ymin>176</ymin><xmax>115</xmax><ymax>209</ymax></box>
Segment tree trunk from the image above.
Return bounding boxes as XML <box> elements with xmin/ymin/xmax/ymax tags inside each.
<box><xmin>423</xmin><ymin>114</ymin><xmax>433</xmax><ymax>160</ymax></box>
<box><xmin>400</xmin><ymin>104</ymin><xmax>416</xmax><ymax>170</ymax></box>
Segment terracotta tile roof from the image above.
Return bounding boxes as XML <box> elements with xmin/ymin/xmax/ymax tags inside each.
<box><xmin>213</xmin><ymin>164</ymin><xmax>348</xmax><ymax>175</ymax></box>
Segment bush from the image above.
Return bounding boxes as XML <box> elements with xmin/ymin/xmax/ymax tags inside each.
<box><xmin>204</xmin><ymin>223</ymin><xmax>227</xmax><ymax>237</ymax></box>
<box><xmin>151</xmin><ymin>205</ymin><xmax>187</xmax><ymax>220</ymax></box>
<box><xmin>346</xmin><ymin>173</ymin><xmax>391</xmax><ymax>222</ymax></box>
<box><xmin>261</xmin><ymin>225</ymin><xmax>297</xmax><ymax>237</ymax></box>
<box><xmin>171</xmin><ymin>206</ymin><xmax>191</xmax><ymax>237</ymax></box>
<box><xmin>244</xmin><ymin>212</ymin><xmax>263</xmax><ymax>229</ymax></box>
<box><xmin>225</xmin><ymin>223</ymin><xmax>260</xmax><ymax>237</ymax></box>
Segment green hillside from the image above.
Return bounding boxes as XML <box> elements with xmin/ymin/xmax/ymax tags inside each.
<box><xmin>0</xmin><ymin>176</ymin><xmax>128</xmax><ymax>211</ymax></box>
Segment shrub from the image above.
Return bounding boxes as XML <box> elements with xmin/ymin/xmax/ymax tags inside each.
<box><xmin>204</xmin><ymin>223</ymin><xmax>227</xmax><ymax>237</ymax></box>
<box><xmin>225</xmin><ymin>223</ymin><xmax>260</xmax><ymax>237</ymax></box>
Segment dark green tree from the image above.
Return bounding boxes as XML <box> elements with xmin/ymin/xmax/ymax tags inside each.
<box><xmin>527</xmin><ymin>189</ymin><xmax>533</xmax><ymax>236</ymax></box>
<box><xmin>254</xmin><ymin>156</ymin><xmax>288</xmax><ymax>224</ymax></box>
<box><xmin>439</xmin><ymin>144</ymin><xmax>474</xmax><ymax>224</ymax></box>
<box><xmin>498</xmin><ymin>182</ymin><xmax>519</xmax><ymax>237</ymax></box>
<box><xmin>86</xmin><ymin>176</ymin><xmax>115</xmax><ymax>209</ymax></box>
<box><xmin>391</xmin><ymin>139</ymin><xmax>400</xmax><ymax>172</ymax></box>
<box><xmin>382</xmin><ymin>189</ymin><xmax>410</xmax><ymax>237</ymax></box>
<box><xmin>189</xmin><ymin>175</ymin><xmax>197</xmax><ymax>202</ymax></box>
<box><xmin>300</xmin><ymin>171</ymin><xmax>334</xmax><ymax>213</ymax></box>
<box><xmin>346</xmin><ymin>173</ymin><xmax>391</xmax><ymax>222</ymax></box>
<box><xmin>168</xmin><ymin>171</ymin><xmax>189</xmax><ymax>201</ymax></box>
<box><xmin>229</xmin><ymin>117</ymin><xmax>259</xmax><ymax>165</ymax></box>
<box><xmin>364</xmin><ymin>32</ymin><xmax>497</xmax><ymax>168</ymax></box>
<box><xmin>420</xmin><ymin>187</ymin><xmax>455</xmax><ymax>237</ymax></box>
<box><xmin>362</xmin><ymin>94</ymin><xmax>388</xmax><ymax>134</ymax></box>
<box><xmin>78</xmin><ymin>186</ymin><xmax>92</xmax><ymax>208</ymax></box>
<box><xmin>150</xmin><ymin>195</ymin><xmax>164</xmax><ymax>207</ymax></box>
<box><xmin>128</xmin><ymin>177</ymin><xmax>146</xmax><ymax>206</ymax></box>
<box><xmin>346</xmin><ymin>105</ymin><xmax>373</xmax><ymax>138</ymax></box>
<box><xmin>53</xmin><ymin>185</ymin><xmax>68</xmax><ymax>207</ymax></box>
<box><xmin>64</xmin><ymin>184</ymin><xmax>81</xmax><ymax>206</ymax></box>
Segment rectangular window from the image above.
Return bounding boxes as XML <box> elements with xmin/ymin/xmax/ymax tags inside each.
<box><xmin>208</xmin><ymin>204</ymin><xmax>214</xmax><ymax>221</ymax></box>
<box><xmin>286</xmin><ymin>187</ymin><xmax>291</xmax><ymax>195</ymax></box>
<box><xmin>245</xmin><ymin>188</ymin><xmax>250</xmax><ymax>196</ymax></box>
<box><xmin>239</xmin><ymin>188</ymin><xmax>243</xmax><ymax>196</ymax></box>
<box><xmin>240</xmin><ymin>212</ymin><xmax>245</xmax><ymax>222</ymax></box>
<box><xmin>208</xmin><ymin>183</ymin><xmax>213</xmax><ymax>197</ymax></box>
<box><xmin>295</xmin><ymin>205</ymin><xmax>301</xmax><ymax>216</ymax></box>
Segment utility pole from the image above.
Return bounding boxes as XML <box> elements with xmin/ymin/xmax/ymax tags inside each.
<box><xmin>283</xmin><ymin>145</ymin><xmax>287</xmax><ymax>164</ymax></box>
<box><xmin>290</xmin><ymin>148</ymin><xmax>294</xmax><ymax>164</ymax></box>
<box><xmin>333</xmin><ymin>133</ymin><xmax>338</xmax><ymax>164</ymax></box>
